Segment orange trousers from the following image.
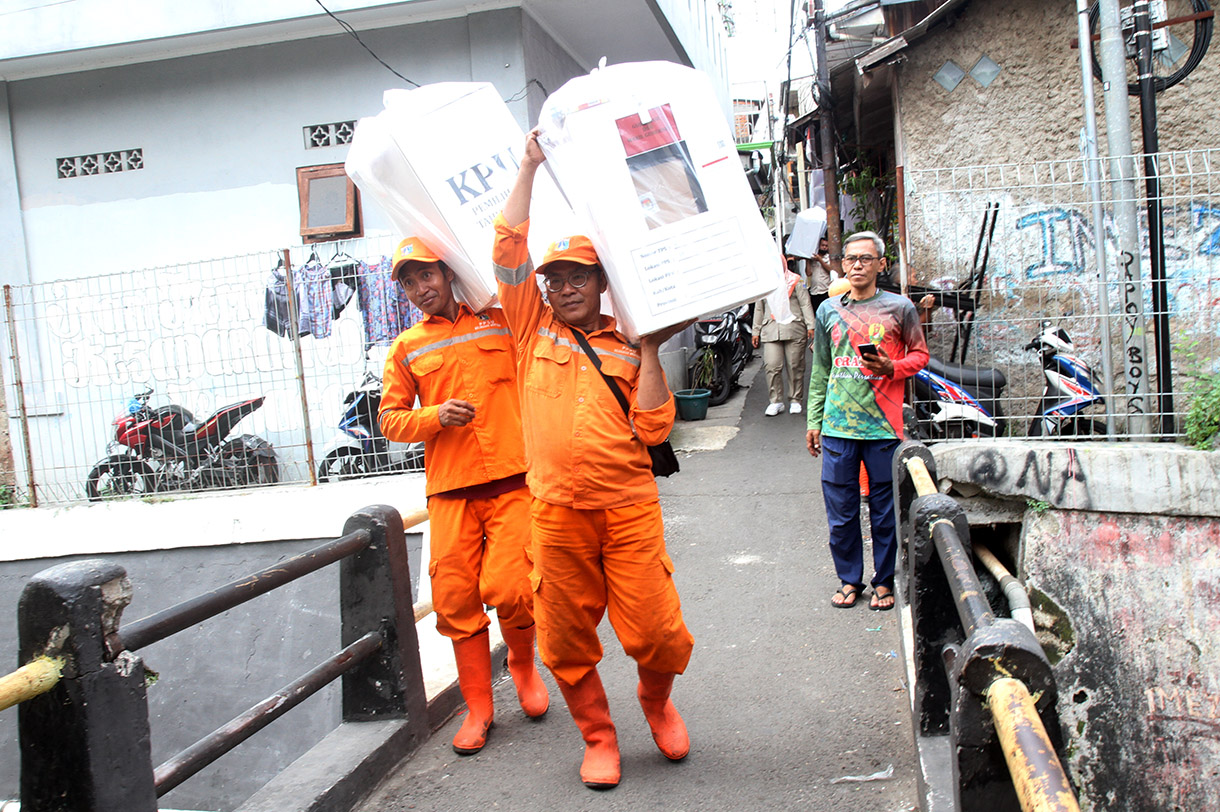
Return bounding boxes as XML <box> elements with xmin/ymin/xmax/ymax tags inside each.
<box><xmin>427</xmin><ymin>487</ymin><xmax>534</xmax><ymax>641</ymax></box>
<box><xmin>529</xmin><ymin>498</ymin><xmax>694</xmax><ymax>687</ymax></box>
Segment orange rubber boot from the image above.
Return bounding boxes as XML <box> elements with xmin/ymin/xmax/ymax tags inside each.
<box><xmin>499</xmin><ymin>621</ymin><xmax>550</xmax><ymax>718</ymax></box>
<box><xmin>557</xmin><ymin>669</ymin><xmax>620</xmax><ymax>789</ymax></box>
<box><xmin>636</xmin><ymin>666</ymin><xmax>690</xmax><ymax>761</ymax></box>
<box><xmin>451</xmin><ymin>630</ymin><xmax>494</xmax><ymax>755</ymax></box>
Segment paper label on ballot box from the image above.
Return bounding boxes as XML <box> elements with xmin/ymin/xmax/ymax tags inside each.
<box><xmin>631</xmin><ymin>214</ymin><xmax>756</xmax><ymax>318</ymax></box>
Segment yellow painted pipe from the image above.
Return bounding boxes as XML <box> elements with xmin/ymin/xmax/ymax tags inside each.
<box><xmin>904</xmin><ymin>456</ymin><xmax>938</xmax><ymax>497</ymax></box>
<box><xmin>402</xmin><ymin>507</ymin><xmax>429</xmax><ymax>531</ymax></box>
<box><xmin>0</xmin><ymin>656</ymin><xmax>64</xmax><ymax>712</ymax></box>
<box><xmin>987</xmin><ymin>677</ymin><xmax>1081</xmax><ymax>812</ymax></box>
<box><xmin>412</xmin><ymin>600</ymin><xmax>434</xmax><ymax>623</ymax></box>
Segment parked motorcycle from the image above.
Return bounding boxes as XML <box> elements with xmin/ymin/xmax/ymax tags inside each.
<box><xmin>86</xmin><ymin>387</ymin><xmax>278</xmax><ymax>501</ymax></box>
<box><xmin>688</xmin><ymin>303</ymin><xmax>753</xmax><ymax>407</ymax></box>
<box><xmin>316</xmin><ymin>373</ymin><xmax>425</xmax><ymax>482</ymax></box>
<box><xmin>910</xmin><ymin>355</ymin><xmax>1009</xmax><ymax>440</ymax></box>
<box><xmin>1026</xmin><ymin>323</ymin><xmax>1108</xmax><ymax>437</ymax></box>
<box><xmin>909</xmin><ymin>322</ymin><xmax>1108</xmax><ymax>441</ymax></box>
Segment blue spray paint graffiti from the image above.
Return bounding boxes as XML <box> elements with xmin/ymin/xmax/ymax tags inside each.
<box><xmin>1191</xmin><ymin>202</ymin><xmax>1220</xmax><ymax>256</ymax></box>
<box><xmin>1016</xmin><ymin>207</ymin><xmax>1095</xmax><ymax>278</ymax></box>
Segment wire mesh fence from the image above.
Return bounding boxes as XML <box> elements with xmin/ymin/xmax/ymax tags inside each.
<box><xmin>903</xmin><ymin>147</ymin><xmax>1220</xmax><ymax>442</ymax></box>
<box><xmin>2</xmin><ymin>233</ymin><xmax>426</xmax><ymax>508</ymax></box>
<box><xmin>4</xmin><ymin>148</ymin><xmax>1220</xmax><ymax>507</ymax></box>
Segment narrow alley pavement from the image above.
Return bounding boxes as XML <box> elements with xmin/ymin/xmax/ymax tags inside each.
<box><xmin>358</xmin><ymin>363</ymin><xmax>920</xmax><ymax>811</ymax></box>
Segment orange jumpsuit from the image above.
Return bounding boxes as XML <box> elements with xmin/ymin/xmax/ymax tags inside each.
<box><xmin>492</xmin><ymin>214</ymin><xmax>694</xmax><ymax>687</ymax></box>
<box><xmin>379</xmin><ymin>304</ymin><xmax>534</xmax><ymax>641</ymax></box>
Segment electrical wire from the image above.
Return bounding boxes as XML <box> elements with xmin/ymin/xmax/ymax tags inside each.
<box><xmin>313</xmin><ymin>0</ymin><xmax>420</xmax><ymax>87</ymax></box>
<box><xmin>503</xmin><ymin>78</ymin><xmax>550</xmax><ymax>104</ymax></box>
<box><xmin>313</xmin><ymin>0</ymin><xmax>549</xmax><ymax>105</ymax></box>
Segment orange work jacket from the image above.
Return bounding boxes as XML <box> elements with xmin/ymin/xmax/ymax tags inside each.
<box><xmin>379</xmin><ymin>304</ymin><xmax>527</xmax><ymax>497</ymax></box>
<box><xmin>492</xmin><ymin>215</ymin><xmax>675</xmax><ymax>509</ymax></box>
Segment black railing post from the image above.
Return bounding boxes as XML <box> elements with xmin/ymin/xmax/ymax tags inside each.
<box><xmin>339</xmin><ymin>505</ymin><xmax>429</xmax><ymax>740</ymax></box>
<box><xmin>949</xmin><ymin>619</ymin><xmax>1060</xmax><ymax>812</ymax></box>
<box><xmin>908</xmin><ymin>492</ymin><xmax>973</xmax><ymax>737</ymax></box>
<box><xmin>18</xmin><ymin>559</ymin><xmax>157</xmax><ymax>812</ymax></box>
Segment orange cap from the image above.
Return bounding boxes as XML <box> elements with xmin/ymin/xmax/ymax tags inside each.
<box><xmin>828</xmin><ymin>278</ymin><xmax>852</xmax><ymax>297</ymax></box>
<box><xmin>536</xmin><ymin>235</ymin><xmax>600</xmax><ymax>275</ymax></box>
<box><xmin>391</xmin><ymin>236</ymin><xmax>442</xmax><ymax>281</ymax></box>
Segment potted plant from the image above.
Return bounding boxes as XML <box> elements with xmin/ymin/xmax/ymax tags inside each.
<box><xmin>675</xmin><ymin>350</ymin><xmax>714</xmax><ymax>420</ymax></box>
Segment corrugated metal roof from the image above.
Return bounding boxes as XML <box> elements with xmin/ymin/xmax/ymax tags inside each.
<box><xmin>853</xmin><ymin>0</ymin><xmax>973</xmax><ymax>73</ymax></box>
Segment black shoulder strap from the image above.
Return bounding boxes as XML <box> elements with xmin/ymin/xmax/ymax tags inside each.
<box><xmin>570</xmin><ymin>328</ymin><xmax>631</xmax><ymax>419</ymax></box>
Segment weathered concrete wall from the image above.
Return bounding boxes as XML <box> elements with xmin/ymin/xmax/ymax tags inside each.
<box><xmin>930</xmin><ymin>440</ymin><xmax>1220</xmax><ymax>811</ymax></box>
<box><xmin>933</xmin><ymin>440</ymin><xmax>1220</xmax><ymax>517</ymax></box>
<box><xmin>1023</xmin><ymin>509</ymin><xmax>1219</xmax><ymax>811</ymax></box>
<box><xmin>898</xmin><ymin>0</ymin><xmax>1220</xmax><ymax>173</ymax></box>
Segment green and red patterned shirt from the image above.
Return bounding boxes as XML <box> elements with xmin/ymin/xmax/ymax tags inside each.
<box><xmin>807</xmin><ymin>289</ymin><xmax>929</xmax><ymax>440</ymax></box>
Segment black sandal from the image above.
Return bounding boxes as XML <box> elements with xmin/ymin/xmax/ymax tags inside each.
<box><xmin>870</xmin><ymin>586</ymin><xmax>895</xmax><ymax>611</ymax></box>
<box><xmin>831</xmin><ymin>584</ymin><xmax>861</xmax><ymax>609</ymax></box>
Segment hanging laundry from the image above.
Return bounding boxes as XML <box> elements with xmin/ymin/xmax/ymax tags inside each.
<box><xmin>356</xmin><ymin>256</ymin><xmax>423</xmax><ymax>348</ymax></box>
<box><xmin>329</xmin><ymin>259</ymin><xmax>359</xmax><ymax>319</ymax></box>
<box><xmin>297</xmin><ymin>259</ymin><xmax>335</xmax><ymax>339</ymax></box>
<box><xmin>264</xmin><ymin>262</ymin><xmax>308</xmax><ymax>338</ymax></box>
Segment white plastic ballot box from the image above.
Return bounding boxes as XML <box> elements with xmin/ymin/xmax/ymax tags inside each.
<box><xmin>536</xmin><ymin>61</ymin><xmax>783</xmax><ymax>337</ymax></box>
<box><xmin>345</xmin><ymin>83</ymin><xmax>575</xmax><ymax>312</ymax></box>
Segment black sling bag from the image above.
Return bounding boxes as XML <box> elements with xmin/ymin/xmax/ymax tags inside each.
<box><xmin>570</xmin><ymin>329</ymin><xmax>680</xmax><ymax>478</ymax></box>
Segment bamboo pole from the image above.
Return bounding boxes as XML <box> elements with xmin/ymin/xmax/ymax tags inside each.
<box><xmin>0</xmin><ymin>655</ymin><xmax>64</xmax><ymax>712</ymax></box>
<box><xmin>904</xmin><ymin>455</ymin><xmax>938</xmax><ymax>497</ymax></box>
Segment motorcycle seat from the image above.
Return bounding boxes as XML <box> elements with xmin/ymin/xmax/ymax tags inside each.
<box><xmin>926</xmin><ymin>356</ymin><xmax>1007</xmax><ymax>392</ymax></box>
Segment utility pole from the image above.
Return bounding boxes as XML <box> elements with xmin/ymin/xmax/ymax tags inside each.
<box><xmin>1074</xmin><ymin>0</ymin><xmax>1117</xmax><ymax>439</ymax></box>
<box><xmin>1133</xmin><ymin>0</ymin><xmax>1174</xmax><ymax>434</ymax></box>
<box><xmin>812</xmin><ymin>0</ymin><xmax>841</xmax><ymax>258</ymax></box>
<box><xmin>1098</xmin><ymin>0</ymin><xmax>1152</xmax><ymax>438</ymax></box>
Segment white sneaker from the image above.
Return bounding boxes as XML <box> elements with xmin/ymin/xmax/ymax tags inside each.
<box><xmin>789</xmin><ymin>402</ymin><xmax>803</xmax><ymax>414</ymax></box>
<box><xmin>764</xmin><ymin>402</ymin><xmax>784</xmax><ymax>416</ymax></box>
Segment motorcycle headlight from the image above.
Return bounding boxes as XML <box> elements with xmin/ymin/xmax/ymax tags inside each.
<box><xmin>699</xmin><ymin>334</ymin><xmax>718</xmax><ymax>345</ymax></box>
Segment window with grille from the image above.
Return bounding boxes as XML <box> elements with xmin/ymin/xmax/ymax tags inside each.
<box><xmin>57</xmin><ymin>149</ymin><xmax>143</xmax><ymax>179</ymax></box>
<box><xmin>304</xmin><ymin>121</ymin><xmax>356</xmax><ymax>149</ymax></box>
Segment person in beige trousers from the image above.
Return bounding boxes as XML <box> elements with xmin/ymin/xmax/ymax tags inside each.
<box><xmin>752</xmin><ymin>269</ymin><xmax>816</xmax><ymax>416</ymax></box>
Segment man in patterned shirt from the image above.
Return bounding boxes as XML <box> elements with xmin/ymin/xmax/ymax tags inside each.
<box><xmin>806</xmin><ymin>231</ymin><xmax>928</xmax><ymax>611</ymax></box>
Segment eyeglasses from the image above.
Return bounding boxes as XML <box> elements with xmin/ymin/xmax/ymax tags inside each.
<box><xmin>543</xmin><ymin>269</ymin><xmax>594</xmax><ymax>293</ymax></box>
<box><xmin>843</xmin><ymin>255</ymin><xmax>879</xmax><ymax>265</ymax></box>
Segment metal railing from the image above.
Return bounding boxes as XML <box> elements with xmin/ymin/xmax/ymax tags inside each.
<box><xmin>903</xmin><ymin>148</ymin><xmax>1220</xmax><ymax>443</ymax></box>
<box><xmin>8</xmin><ymin>503</ymin><xmax>431</xmax><ymax>812</ymax></box>
<box><xmin>893</xmin><ymin>439</ymin><xmax>1081</xmax><ymax>812</ymax></box>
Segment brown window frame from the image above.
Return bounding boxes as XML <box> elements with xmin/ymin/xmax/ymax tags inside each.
<box><xmin>296</xmin><ymin>163</ymin><xmax>363</xmax><ymax>243</ymax></box>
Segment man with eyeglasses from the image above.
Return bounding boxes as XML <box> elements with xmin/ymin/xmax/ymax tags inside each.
<box><xmin>806</xmin><ymin>231</ymin><xmax>928</xmax><ymax>612</ymax></box>
<box><xmin>490</xmin><ymin>130</ymin><xmax>695</xmax><ymax>790</ymax></box>
<box><xmin>378</xmin><ymin>236</ymin><xmax>549</xmax><ymax>757</ymax></box>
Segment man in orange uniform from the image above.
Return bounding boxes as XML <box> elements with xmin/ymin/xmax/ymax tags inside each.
<box><xmin>491</xmin><ymin>131</ymin><xmax>695</xmax><ymax>790</ymax></box>
<box><xmin>379</xmin><ymin>236</ymin><xmax>548</xmax><ymax>756</ymax></box>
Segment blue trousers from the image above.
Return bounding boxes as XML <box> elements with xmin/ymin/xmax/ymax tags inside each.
<box><xmin>819</xmin><ymin>434</ymin><xmax>900</xmax><ymax>590</ymax></box>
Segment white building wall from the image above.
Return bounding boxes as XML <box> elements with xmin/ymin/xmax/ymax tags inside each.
<box><xmin>10</xmin><ymin>14</ymin><xmax>535</xmax><ymax>281</ymax></box>
<box><xmin>0</xmin><ymin>10</ymin><xmax>551</xmax><ymax>504</ymax></box>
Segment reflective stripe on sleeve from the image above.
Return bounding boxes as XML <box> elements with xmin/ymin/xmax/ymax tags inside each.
<box><xmin>494</xmin><ymin>259</ymin><xmax>534</xmax><ymax>286</ymax></box>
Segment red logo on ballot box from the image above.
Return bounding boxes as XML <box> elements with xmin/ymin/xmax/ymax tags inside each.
<box><xmin>617</xmin><ymin>104</ymin><xmax>683</xmax><ymax>157</ymax></box>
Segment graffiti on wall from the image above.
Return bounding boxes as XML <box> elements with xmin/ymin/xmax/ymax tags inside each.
<box><xmin>910</xmin><ymin>191</ymin><xmax>1220</xmax><ymax>421</ymax></box>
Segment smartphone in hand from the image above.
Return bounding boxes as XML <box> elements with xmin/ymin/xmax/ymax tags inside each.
<box><xmin>856</xmin><ymin>342</ymin><xmax>878</xmax><ymax>358</ymax></box>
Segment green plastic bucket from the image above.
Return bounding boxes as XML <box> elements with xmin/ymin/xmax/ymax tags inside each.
<box><xmin>674</xmin><ymin>388</ymin><xmax>711</xmax><ymax>421</ymax></box>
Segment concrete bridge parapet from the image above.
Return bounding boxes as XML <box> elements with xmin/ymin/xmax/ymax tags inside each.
<box><xmin>931</xmin><ymin>441</ymin><xmax>1220</xmax><ymax>518</ymax></box>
